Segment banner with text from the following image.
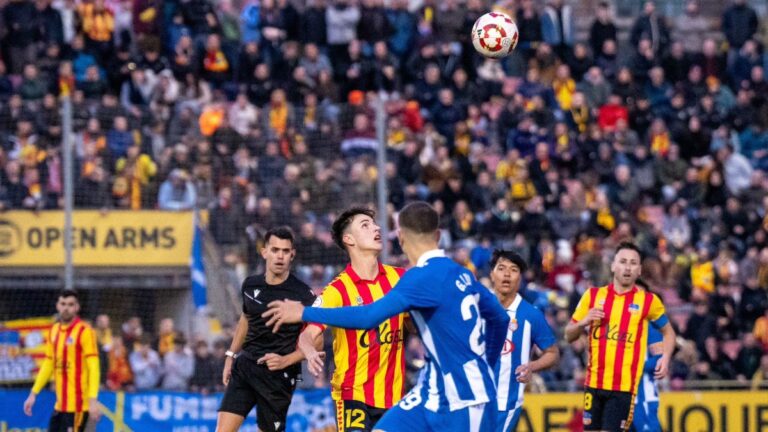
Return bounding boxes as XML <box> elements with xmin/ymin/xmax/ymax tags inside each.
<box><xmin>1</xmin><ymin>390</ymin><xmax>766</xmax><ymax>431</ymax></box>
<box><xmin>0</xmin><ymin>389</ymin><xmax>336</xmax><ymax>432</ymax></box>
<box><xmin>0</xmin><ymin>211</ymin><xmax>194</xmax><ymax>267</ymax></box>
<box><xmin>0</xmin><ymin>317</ymin><xmax>53</xmax><ymax>384</ymax></box>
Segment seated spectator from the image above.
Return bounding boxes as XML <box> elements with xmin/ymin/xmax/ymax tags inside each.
<box><xmin>158</xmin><ymin>169</ymin><xmax>196</xmax><ymax>210</ymax></box>
<box><xmin>106</xmin><ymin>336</ymin><xmax>134</xmax><ymax>391</ymax></box>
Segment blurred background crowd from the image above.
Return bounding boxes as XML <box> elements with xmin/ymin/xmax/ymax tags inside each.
<box><xmin>1</xmin><ymin>0</ymin><xmax>768</xmax><ymax>391</ymax></box>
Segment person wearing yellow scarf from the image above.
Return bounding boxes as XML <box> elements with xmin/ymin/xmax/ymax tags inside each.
<box><xmin>268</xmin><ymin>89</ymin><xmax>290</xmax><ymax>137</ymax></box>
<box><xmin>553</xmin><ymin>65</ymin><xmax>576</xmax><ymax>110</ymax></box>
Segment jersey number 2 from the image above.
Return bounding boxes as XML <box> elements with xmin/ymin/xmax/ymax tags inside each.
<box><xmin>461</xmin><ymin>294</ymin><xmax>486</xmax><ymax>356</ymax></box>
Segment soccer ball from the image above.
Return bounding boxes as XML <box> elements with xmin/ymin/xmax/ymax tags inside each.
<box><xmin>471</xmin><ymin>12</ymin><xmax>519</xmax><ymax>59</ymax></box>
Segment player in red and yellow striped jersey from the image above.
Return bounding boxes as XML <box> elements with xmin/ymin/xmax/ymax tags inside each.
<box><xmin>298</xmin><ymin>207</ymin><xmax>407</xmax><ymax>432</ymax></box>
<box><xmin>24</xmin><ymin>290</ymin><xmax>101</xmax><ymax>432</ymax></box>
<box><xmin>565</xmin><ymin>242</ymin><xmax>675</xmax><ymax>432</ymax></box>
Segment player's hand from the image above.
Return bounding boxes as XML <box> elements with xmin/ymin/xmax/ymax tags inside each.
<box><xmin>262</xmin><ymin>300</ymin><xmax>305</xmax><ymax>333</ymax></box>
<box><xmin>222</xmin><ymin>357</ymin><xmax>233</xmax><ymax>386</ymax></box>
<box><xmin>654</xmin><ymin>355</ymin><xmax>670</xmax><ymax>380</ymax></box>
<box><xmin>303</xmin><ymin>348</ymin><xmax>326</xmax><ymax>377</ymax></box>
<box><xmin>257</xmin><ymin>353</ymin><xmax>289</xmax><ymax>371</ymax></box>
<box><xmin>23</xmin><ymin>393</ymin><xmax>36</xmax><ymax>416</ymax></box>
<box><xmin>515</xmin><ymin>364</ymin><xmax>532</xmax><ymax>383</ymax></box>
<box><xmin>89</xmin><ymin>399</ymin><xmax>102</xmax><ymax>422</ymax></box>
<box><xmin>581</xmin><ymin>308</ymin><xmax>605</xmax><ymax>328</ymax></box>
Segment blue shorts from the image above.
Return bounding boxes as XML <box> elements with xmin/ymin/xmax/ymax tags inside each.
<box><xmin>632</xmin><ymin>372</ymin><xmax>661</xmax><ymax>432</ymax></box>
<box><xmin>496</xmin><ymin>406</ymin><xmax>522</xmax><ymax>432</ymax></box>
<box><xmin>374</xmin><ymin>394</ymin><xmax>495</xmax><ymax>432</ymax></box>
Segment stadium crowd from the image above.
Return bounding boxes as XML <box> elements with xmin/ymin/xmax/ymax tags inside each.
<box><xmin>1</xmin><ymin>0</ymin><xmax>768</xmax><ymax>391</ymax></box>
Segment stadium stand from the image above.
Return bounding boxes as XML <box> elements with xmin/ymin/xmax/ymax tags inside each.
<box><xmin>0</xmin><ymin>0</ymin><xmax>766</xmax><ymax>396</ymax></box>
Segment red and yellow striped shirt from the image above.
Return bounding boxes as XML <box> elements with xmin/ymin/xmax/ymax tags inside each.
<box><xmin>32</xmin><ymin>318</ymin><xmax>100</xmax><ymax>412</ymax></box>
<box><xmin>571</xmin><ymin>284</ymin><xmax>667</xmax><ymax>393</ymax></box>
<box><xmin>310</xmin><ymin>264</ymin><xmax>406</xmax><ymax>408</ymax></box>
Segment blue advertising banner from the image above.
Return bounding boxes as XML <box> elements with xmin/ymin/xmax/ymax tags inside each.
<box><xmin>0</xmin><ymin>388</ymin><xmax>336</xmax><ymax>432</ymax></box>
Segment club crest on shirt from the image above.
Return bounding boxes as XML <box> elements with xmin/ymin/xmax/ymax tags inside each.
<box><xmin>66</xmin><ymin>337</ymin><xmax>74</xmax><ymax>345</ymax></box>
<box><xmin>356</xmin><ymin>296</ymin><xmax>363</xmax><ymax>306</ymax></box>
<box><xmin>597</xmin><ymin>299</ymin><xmax>605</xmax><ymax>307</ymax></box>
<box><xmin>628</xmin><ymin>303</ymin><xmax>641</xmax><ymax>314</ymax></box>
<box><xmin>253</xmin><ymin>289</ymin><xmax>261</xmax><ymax>299</ymax></box>
<box><xmin>509</xmin><ymin>318</ymin><xmax>518</xmax><ymax>332</ymax></box>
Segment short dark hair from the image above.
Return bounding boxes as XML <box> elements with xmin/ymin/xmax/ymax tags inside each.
<box><xmin>264</xmin><ymin>226</ymin><xmax>295</xmax><ymax>245</ymax></box>
<box><xmin>615</xmin><ymin>241</ymin><xmax>643</xmax><ymax>260</ymax></box>
<box><xmin>398</xmin><ymin>202</ymin><xmax>439</xmax><ymax>234</ymax></box>
<box><xmin>58</xmin><ymin>289</ymin><xmax>79</xmax><ymax>302</ymax></box>
<box><xmin>331</xmin><ymin>206</ymin><xmax>376</xmax><ymax>250</ymax></box>
<box><xmin>490</xmin><ymin>249</ymin><xmax>528</xmax><ymax>273</ymax></box>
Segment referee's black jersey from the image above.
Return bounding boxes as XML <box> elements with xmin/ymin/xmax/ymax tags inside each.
<box><xmin>241</xmin><ymin>273</ymin><xmax>315</xmax><ymax>373</ymax></box>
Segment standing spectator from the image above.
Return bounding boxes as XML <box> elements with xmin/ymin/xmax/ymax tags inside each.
<box><xmin>674</xmin><ymin>0</ymin><xmax>710</xmax><ymax>55</ymax></box>
<box><xmin>153</xmin><ymin>318</ymin><xmax>178</xmax><ymax>357</ymax></box>
<box><xmin>300</xmin><ymin>0</ymin><xmax>327</xmax><ymax>46</ymax></box>
<box><xmin>35</xmin><ymin>0</ymin><xmax>64</xmax><ymax>46</ymax></box>
<box><xmin>630</xmin><ymin>1</ymin><xmax>670</xmax><ymax>56</ymax></box>
<box><xmin>158</xmin><ymin>168</ymin><xmax>197</xmax><ymax>210</ymax></box>
<box><xmin>722</xmin><ymin>0</ymin><xmax>758</xmax><ymax>57</ymax></box>
<box><xmin>357</xmin><ymin>0</ymin><xmax>390</xmax><ymax>45</ymax></box>
<box><xmin>129</xmin><ymin>335</ymin><xmax>162</xmax><ymax>390</ymax></box>
<box><xmin>385</xmin><ymin>0</ymin><xmax>416</xmax><ymax>62</ymax></box>
<box><xmin>2</xmin><ymin>0</ymin><xmax>39</xmax><ymax>73</ymax></box>
<box><xmin>589</xmin><ymin>1</ymin><xmax>616</xmax><ymax>58</ymax></box>
<box><xmin>326</xmin><ymin>0</ymin><xmax>360</xmax><ymax>68</ymax></box>
<box><xmin>189</xmin><ymin>341</ymin><xmax>218</xmax><ymax>393</ymax></box>
<box><xmin>541</xmin><ymin>0</ymin><xmax>575</xmax><ymax>59</ymax></box>
<box><xmin>162</xmin><ymin>335</ymin><xmax>194</xmax><ymax>391</ymax></box>
<box><xmin>106</xmin><ymin>336</ymin><xmax>134</xmax><ymax>390</ymax></box>
<box><xmin>78</xmin><ymin>0</ymin><xmax>114</xmax><ymax>62</ymax></box>
<box><xmin>516</xmin><ymin>0</ymin><xmax>543</xmax><ymax>57</ymax></box>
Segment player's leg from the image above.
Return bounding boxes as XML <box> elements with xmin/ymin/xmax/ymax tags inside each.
<box><xmin>217</xmin><ymin>357</ymin><xmax>258</xmax><ymax>432</ymax></box>
<box><xmin>373</xmin><ymin>392</ymin><xmax>429</xmax><ymax>432</ymax></box>
<box><xmin>602</xmin><ymin>390</ymin><xmax>634</xmax><ymax>432</ymax></box>
<box><xmin>631</xmin><ymin>373</ymin><xmax>653</xmax><ymax>432</ymax></box>
<box><xmin>336</xmin><ymin>399</ymin><xmax>383</xmax><ymax>432</ymax></box>
<box><xmin>253</xmin><ymin>367</ymin><xmax>298</xmax><ymax>432</ymax></box>
<box><xmin>583</xmin><ymin>387</ymin><xmax>606</xmax><ymax>432</ymax></box>
<box><xmin>426</xmin><ymin>402</ymin><xmax>496</xmax><ymax>432</ymax></box>
<box><xmin>47</xmin><ymin>411</ymin><xmax>65</xmax><ymax>432</ymax></box>
<box><xmin>496</xmin><ymin>406</ymin><xmax>522</xmax><ymax>432</ymax></box>
<box><xmin>74</xmin><ymin>411</ymin><xmax>90</xmax><ymax>432</ymax></box>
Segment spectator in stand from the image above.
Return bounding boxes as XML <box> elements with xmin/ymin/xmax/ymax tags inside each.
<box><xmin>674</xmin><ymin>1</ymin><xmax>711</xmax><ymax>55</ymax></box>
<box><xmin>161</xmin><ymin>334</ymin><xmax>194</xmax><ymax>391</ymax></box>
<box><xmin>589</xmin><ymin>1</ymin><xmax>616</xmax><ymax>59</ymax></box>
<box><xmin>189</xmin><ymin>340</ymin><xmax>218</xmax><ymax>394</ymax></box>
<box><xmin>129</xmin><ymin>335</ymin><xmax>162</xmax><ymax>390</ymax></box>
<box><xmin>722</xmin><ymin>0</ymin><xmax>758</xmax><ymax>63</ymax></box>
<box><xmin>106</xmin><ymin>336</ymin><xmax>134</xmax><ymax>390</ymax></box>
<box><xmin>158</xmin><ymin>168</ymin><xmax>196</xmax><ymax>210</ymax></box>
<box><xmin>630</xmin><ymin>1</ymin><xmax>670</xmax><ymax>57</ymax></box>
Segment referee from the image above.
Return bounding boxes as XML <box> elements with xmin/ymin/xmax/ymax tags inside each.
<box><xmin>216</xmin><ymin>226</ymin><xmax>319</xmax><ymax>432</ymax></box>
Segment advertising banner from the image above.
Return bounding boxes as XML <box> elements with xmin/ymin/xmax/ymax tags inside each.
<box><xmin>0</xmin><ymin>390</ymin><xmax>765</xmax><ymax>431</ymax></box>
<box><xmin>0</xmin><ymin>211</ymin><xmax>194</xmax><ymax>267</ymax></box>
<box><xmin>0</xmin><ymin>317</ymin><xmax>54</xmax><ymax>384</ymax></box>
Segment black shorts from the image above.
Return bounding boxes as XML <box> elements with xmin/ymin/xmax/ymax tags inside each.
<box><xmin>49</xmin><ymin>411</ymin><xmax>89</xmax><ymax>432</ymax></box>
<box><xmin>335</xmin><ymin>399</ymin><xmax>387</xmax><ymax>432</ymax></box>
<box><xmin>583</xmin><ymin>387</ymin><xmax>634</xmax><ymax>432</ymax></box>
<box><xmin>219</xmin><ymin>352</ymin><xmax>298</xmax><ymax>432</ymax></box>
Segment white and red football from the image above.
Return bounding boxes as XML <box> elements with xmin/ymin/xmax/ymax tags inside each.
<box><xmin>471</xmin><ymin>12</ymin><xmax>519</xmax><ymax>59</ymax></box>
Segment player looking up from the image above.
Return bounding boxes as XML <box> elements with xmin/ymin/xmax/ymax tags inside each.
<box><xmin>264</xmin><ymin>201</ymin><xmax>510</xmax><ymax>432</ymax></box>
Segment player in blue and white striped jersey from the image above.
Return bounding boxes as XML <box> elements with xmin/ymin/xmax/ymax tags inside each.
<box><xmin>263</xmin><ymin>202</ymin><xmax>510</xmax><ymax>432</ymax></box>
<box><xmin>490</xmin><ymin>250</ymin><xmax>560</xmax><ymax>432</ymax></box>
<box><xmin>631</xmin><ymin>279</ymin><xmax>664</xmax><ymax>432</ymax></box>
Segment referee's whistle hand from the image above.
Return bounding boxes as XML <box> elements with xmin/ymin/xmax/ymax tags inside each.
<box><xmin>262</xmin><ymin>300</ymin><xmax>305</xmax><ymax>333</ymax></box>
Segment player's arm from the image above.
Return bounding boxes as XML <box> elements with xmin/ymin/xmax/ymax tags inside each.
<box><xmin>263</xmin><ymin>270</ymin><xmax>431</xmax><ymax>332</ymax></box>
<box><xmin>648</xmin><ymin>293</ymin><xmax>675</xmax><ymax>379</ymax></box>
<box><xmin>476</xmin><ymin>282</ymin><xmax>510</xmax><ymax>368</ymax></box>
<box><xmin>24</xmin><ymin>330</ymin><xmax>55</xmax><ymax>416</ymax></box>
<box><xmin>223</xmin><ymin>313</ymin><xmax>248</xmax><ymax>385</ymax></box>
<box><xmin>565</xmin><ymin>289</ymin><xmax>602</xmax><ymax>343</ymax></box>
<box><xmin>81</xmin><ymin>327</ymin><xmax>102</xmax><ymax>421</ymax></box>
<box><xmin>297</xmin><ymin>325</ymin><xmax>326</xmax><ymax>377</ymax></box>
<box><xmin>517</xmin><ymin>309</ymin><xmax>560</xmax><ymax>383</ymax></box>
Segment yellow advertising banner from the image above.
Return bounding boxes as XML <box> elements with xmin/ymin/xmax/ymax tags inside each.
<box><xmin>0</xmin><ymin>210</ymin><xmax>194</xmax><ymax>266</ymax></box>
<box><xmin>518</xmin><ymin>391</ymin><xmax>768</xmax><ymax>432</ymax></box>
<box><xmin>0</xmin><ymin>316</ymin><xmax>54</xmax><ymax>384</ymax></box>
